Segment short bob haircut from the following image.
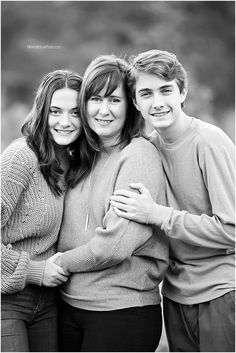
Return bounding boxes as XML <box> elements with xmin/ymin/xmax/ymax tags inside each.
<box><xmin>128</xmin><ymin>49</ymin><xmax>188</xmax><ymax>107</ymax></box>
<box><xmin>67</xmin><ymin>55</ymin><xmax>145</xmax><ymax>187</ymax></box>
<box><xmin>21</xmin><ymin>69</ymin><xmax>82</xmax><ymax>196</ymax></box>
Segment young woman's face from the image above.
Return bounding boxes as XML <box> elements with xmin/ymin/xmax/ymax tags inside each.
<box><xmin>86</xmin><ymin>84</ymin><xmax>127</xmax><ymax>148</ymax></box>
<box><xmin>48</xmin><ymin>88</ymin><xmax>81</xmax><ymax>146</ymax></box>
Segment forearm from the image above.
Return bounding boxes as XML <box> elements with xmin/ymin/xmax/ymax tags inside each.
<box><xmin>1</xmin><ymin>245</ymin><xmax>46</xmax><ymax>294</ymax></box>
<box><xmin>149</xmin><ymin>203</ymin><xmax>235</xmax><ymax>249</ymax></box>
<box><xmin>59</xmin><ymin>216</ymin><xmax>154</xmax><ymax>273</ymax></box>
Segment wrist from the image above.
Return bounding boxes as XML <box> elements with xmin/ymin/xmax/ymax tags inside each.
<box><xmin>147</xmin><ymin>203</ymin><xmax>172</xmax><ymax>226</ymax></box>
<box><xmin>26</xmin><ymin>260</ymin><xmax>46</xmax><ymax>286</ymax></box>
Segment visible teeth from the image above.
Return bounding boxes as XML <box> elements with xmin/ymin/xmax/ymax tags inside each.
<box><xmin>56</xmin><ymin>130</ymin><xmax>73</xmax><ymax>134</ymax></box>
<box><xmin>96</xmin><ymin>119</ymin><xmax>112</xmax><ymax>124</ymax></box>
<box><xmin>152</xmin><ymin>111</ymin><xmax>169</xmax><ymax>117</ymax></box>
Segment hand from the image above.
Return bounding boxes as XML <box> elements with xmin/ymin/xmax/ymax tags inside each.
<box><xmin>42</xmin><ymin>253</ymin><xmax>69</xmax><ymax>287</ymax></box>
<box><xmin>110</xmin><ymin>183</ymin><xmax>156</xmax><ymax>224</ymax></box>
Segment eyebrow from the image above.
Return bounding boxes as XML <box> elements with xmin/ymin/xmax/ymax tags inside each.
<box><xmin>109</xmin><ymin>94</ymin><xmax>122</xmax><ymax>98</ymax></box>
<box><xmin>50</xmin><ymin>106</ymin><xmax>78</xmax><ymax>110</ymax></box>
<box><xmin>137</xmin><ymin>84</ymin><xmax>174</xmax><ymax>93</ymax></box>
<box><xmin>92</xmin><ymin>93</ymin><xmax>122</xmax><ymax>98</ymax></box>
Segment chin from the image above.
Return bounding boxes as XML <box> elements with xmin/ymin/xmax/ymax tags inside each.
<box><xmin>54</xmin><ymin>138</ymin><xmax>74</xmax><ymax>146</ymax></box>
<box><xmin>154</xmin><ymin>121</ymin><xmax>172</xmax><ymax>129</ymax></box>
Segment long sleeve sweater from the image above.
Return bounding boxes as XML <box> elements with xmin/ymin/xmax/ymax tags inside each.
<box><xmin>57</xmin><ymin>137</ymin><xmax>169</xmax><ymax>311</ymax></box>
<box><xmin>150</xmin><ymin>118</ymin><xmax>235</xmax><ymax>304</ymax></box>
<box><xmin>1</xmin><ymin>138</ymin><xmax>65</xmax><ymax>294</ymax></box>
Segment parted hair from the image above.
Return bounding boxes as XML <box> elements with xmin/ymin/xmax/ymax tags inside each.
<box><xmin>67</xmin><ymin>55</ymin><xmax>145</xmax><ymax>188</ymax></box>
<box><xmin>128</xmin><ymin>49</ymin><xmax>188</xmax><ymax>107</ymax></box>
<box><xmin>21</xmin><ymin>69</ymin><xmax>82</xmax><ymax>196</ymax></box>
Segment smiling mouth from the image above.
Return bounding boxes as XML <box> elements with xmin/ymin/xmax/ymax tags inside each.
<box><xmin>95</xmin><ymin>119</ymin><xmax>113</xmax><ymax>125</ymax></box>
<box><xmin>151</xmin><ymin>111</ymin><xmax>170</xmax><ymax>118</ymax></box>
<box><xmin>55</xmin><ymin>129</ymin><xmax>74</xmax><ymax>135</ymax></box>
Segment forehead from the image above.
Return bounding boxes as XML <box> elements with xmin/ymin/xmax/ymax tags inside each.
<box><xmin>97</xmin><ymin>83</ymin><xmax>125</xmax><ymax>97</ymax></box>
<box><xmin>50</xmin><ymin>88</ymin><xmax>78</xmax><ymax>105</ymax></box>
<box><xmin>135</xmin><ymin>72</ymin><xmax>178</xmax><ymax>91</ymax></box>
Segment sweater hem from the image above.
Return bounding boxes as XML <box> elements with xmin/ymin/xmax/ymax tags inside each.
<box><xmin>60</xmin><ymin>289</ymin><xmax>161</xmax><ymax>311</ymax></box>
<box><xmin>162</xmin><ymin>287</ymin><xmax>235</xmax><ymax>305</ymax></box>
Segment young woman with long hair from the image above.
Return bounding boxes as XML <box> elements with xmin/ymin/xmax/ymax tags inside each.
<box><xmin>1</xmin><ymin>69</ymin><xmax>82</xmax><ymax>352</ymax></box>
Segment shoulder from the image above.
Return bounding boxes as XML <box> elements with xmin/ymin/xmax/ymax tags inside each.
<box><xmin>193</xmin><ymin>118</ymin><xmax>234</xmax><ymax>150</ymax></box>
<box><xmin>2</xmin><ymin>138</ymin><xmax>37</xmax><ymax>163</ymax></box>
<box><xmin>122</xmin><ymin>136</ymin><xmax>161</xmax><ymax>161</ymax></box>
<box><xmin>118</xmin><ymin>137</ymin><xmax>163</xmax><ymax>177</ymax></box>
<box><xmin>1</xmin><ymin>138</ymin><xmax>38</xmax><ymax>175</ymax></box>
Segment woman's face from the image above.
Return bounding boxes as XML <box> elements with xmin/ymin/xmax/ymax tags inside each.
<box><xmin>86</xmin><ymin>83</ymin><xmax>127</xmax><ymax>148</ymax></box>
<box><xmin>48</xmin><ymin>88</ymin><xmax>81</xmax><ymax>146</ymax></box>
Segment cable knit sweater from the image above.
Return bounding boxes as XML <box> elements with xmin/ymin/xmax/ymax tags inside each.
<box><xmin>58</xmin><ymin>137</ymin><xmax>169</xmax><ymax>311</ymax></box>
<box><xmin>1</xmin><ymin>138</ymin><xmax>65</xmax><ymax>294</ymax></box>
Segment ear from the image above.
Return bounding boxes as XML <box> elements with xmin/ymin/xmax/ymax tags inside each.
<box><xmin>132</xmin><ymin>97</ymin><xmax>141</xmax><ymax>112</ymax></box>
<box><xmin>180</xmin><ymin>87</ymin><xmax>188</xmax><ymax>104</ymax></box>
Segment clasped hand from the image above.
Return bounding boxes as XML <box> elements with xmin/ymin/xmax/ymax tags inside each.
<box><xmin>110</xmin><ymin>182</ymin><xmax>155</xmax><ymax>224</ymax></box>
<box><xmin>42</xmin><ymin>252</ymin><xmax>69</xmax><ymax>287</ymax></box>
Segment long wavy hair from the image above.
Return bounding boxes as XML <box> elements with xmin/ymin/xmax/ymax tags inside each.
<box><xmin>67</xmin><ymin>55</ymin><xmax>145</xmax><ymax>188</ymax></box>
<box><xmin>21</xmin><ymin>69</ymin><xmax>82</xmax><ymax>196</ymax></box>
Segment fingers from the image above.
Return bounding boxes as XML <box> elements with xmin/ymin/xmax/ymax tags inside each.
<box><xmin>112</xmin><ymin>183</ymin><xmax>149</xmax><ymax>197</ymax></box>
<box><xmin>112</xmin><ymin>189</ymin><xmax>136</xmax><ymax>198</ymax></box>
<box><xmin>113</xmin><ymin>207</ymin><xmax>134</xmax><ymax>220</ymax></box>
<box><xmin>44</xmin><ymin>267</ymin><xmax>69</xmax><ymax>287</ymax></box>
<box><xmin>110</xmin><ymin>195</ymin><xmax>133</xmax><ymax>205</ymax></box>
<box><xmin>49</xmin><ymin>252</ymin><xmax>63</xmax><ymax>261</ymax></box>
<box><xmin>54</xmin><ymin>272</ymin><xmax>68</xmax><ymax>283</ymax></box>
<box><xmin>54</xmin><ymin>263</ymin><xmax>69</xmax><ymax>276</ymax></box>
<box><xmin>49</xmin><ymin>253</ymin><xmax>69</xmax><ymax>276</ymax></box>
<box><xmin>110</xmin><ymin>200</ymin><xmax>130</xmax><ymax>212</ymax></box>
<box><xmin>129</xmin><ymin>183</ymin><xmax>149</xmax><ymax>194</ymax></box>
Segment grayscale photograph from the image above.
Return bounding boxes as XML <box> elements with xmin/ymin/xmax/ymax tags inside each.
<box><xmin>1</xmin><ymin>1</ymin><xmax>235</xmax><ymax>352</ymax></box>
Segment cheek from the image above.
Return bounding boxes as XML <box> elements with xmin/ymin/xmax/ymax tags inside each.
<box><xmin>135</xmin><ymin>99</ymin><xmax>148</xmax><ymax>114</ymax></box>
<box><xmin>48</xmin><ymin>116</ymin><xmax>56</xmax><ymax>128</ymax></box>
<box><xmin>76</xmin><ymin>120</ymin><xmax>82</xmax><ymax>131</ymax></box>
<box><xmin>86</xmin><ymin>102</ymin><xmax>97</xmax><ymax>117</ymax></box>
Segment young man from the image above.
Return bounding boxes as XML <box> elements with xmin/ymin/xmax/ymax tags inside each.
<box><xmin>110</xmin><ymin>49</ymin><xmax>235</xmax><ymax>352</ymax></box>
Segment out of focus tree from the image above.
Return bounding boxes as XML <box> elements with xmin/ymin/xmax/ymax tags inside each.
<box><xmin>1</xmin><ymin>1</ymin><xmax>235</xmax><ymax>150</ymax></box>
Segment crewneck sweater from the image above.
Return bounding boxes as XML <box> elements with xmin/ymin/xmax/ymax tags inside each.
<box><xmin>150</xmin><ymin>118</ymin><xmax>235</xmax><ymax>304</ymax></box>
<box><xmin>1</xmin><ymin>138</ymin><xmax>65</xmax><ymax>294</ymax></box>
<box><xmin>58</xmin><ymin>137</ymin><xmax>169</xmax><ymax>311</ymax></box>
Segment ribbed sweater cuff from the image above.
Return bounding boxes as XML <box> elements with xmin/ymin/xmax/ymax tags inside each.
<box><xmin>26</xmin><ymin>260</ymin><xmax>46</xmax><ymax>287</ymax></box>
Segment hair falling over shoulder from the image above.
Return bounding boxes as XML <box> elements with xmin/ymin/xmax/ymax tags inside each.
<box><xmin>21</xmin><ymin>69</ymin><xmax>82</xmax><ymax>196</ymax></box>
<box><xmin>66</xmin><ymin>54</ymin><xmax>146</xmax><ymax>189</ymax></box>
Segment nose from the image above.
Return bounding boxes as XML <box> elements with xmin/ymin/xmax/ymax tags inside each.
<box><xmin>99</xmin><ymin>99</ymin><xmax>109</xmax><ymax>116</ymax></box>
<box><xmin>152</xmin><ymin>92</ymin><xmax>164</xmax><ymax>110</ymax></box>
<box><xmin>59</xmin><ymin>113</ymin><xmax>71</xmax><ymax>127</ymax></box>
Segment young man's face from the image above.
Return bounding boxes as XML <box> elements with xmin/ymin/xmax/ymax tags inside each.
<box><xmin>133</xmin><ymin>72</ymin><xmax>187</xmax><ymax>133</ymax></box>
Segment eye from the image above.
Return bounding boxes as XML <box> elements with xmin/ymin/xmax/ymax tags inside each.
<box><xmin>140</xmin><ymin>91</ymin><xmax>152</xmax><ymax>98</ymax></box>
<box><xmin>49</xmin><ymin>109</ymin><xmax>61</xmax><ymax>116</ymax></box>
<box><xmin>162</xmin><ymin>88</ymin><xmax>172</xmax><ymax>94</ymax></box>
<box><xmin>110</xmin><ymin>97</ymin><xmax>121</xmax><ymax>103</ymax></box>
<box><xmin>71</xmin><ymin>110</ymin><xmax>79</xmax><ymax>118</ymax></box>
<box><xmin>90</xmin><ymin>96</ymin><xmax>101</xmax><ymax>102</ymax></box>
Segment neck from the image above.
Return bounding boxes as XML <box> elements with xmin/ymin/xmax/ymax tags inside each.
<box><xmin>99</xmin><ymin>133</ymin><xmax>121</xmax><ymax>151</ymax></box>
<box><xmin>157</xmin><ymin>113</ymin><xmax>192</xmax><ymax>143</ymax></box>
<box><xmin>54</xmin><ymin>144</ymin><xmax>70</xmax><ymax>172</ymax></box>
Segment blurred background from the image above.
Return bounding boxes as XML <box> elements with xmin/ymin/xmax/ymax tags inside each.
<box><xmin>1</xmin><ymin>1</ymin><xmax>235</xmax><ymax>152</ymax></box>
<box><xmin>1</xmin><ymin>1</ymin><xmax>235</xmax><ymax>351</ymax></box>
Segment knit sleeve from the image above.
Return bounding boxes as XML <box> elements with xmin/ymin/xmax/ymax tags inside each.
<box><xmin>1</xmin><ymin>142</ymin><xmax>46</xmax><ymax>293</ymax></box>
<box><xmin>59</xmin><ymin>138</ymin><xmax>168</xmax><ymax>273</ymax></box>
<box><xmin>158</xmin><ymin>132</ymin><xmax>235</xmax><ymax>249</ymax></box>
<box><xmin>1</xmin><ymin>244</ymin><xmax>46</xmax><ymax>294</ymax></box>
<box><xmin>1</xmin><ymin>141</ymin><xmax>35</xmax><ymax>227</ymax></box>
